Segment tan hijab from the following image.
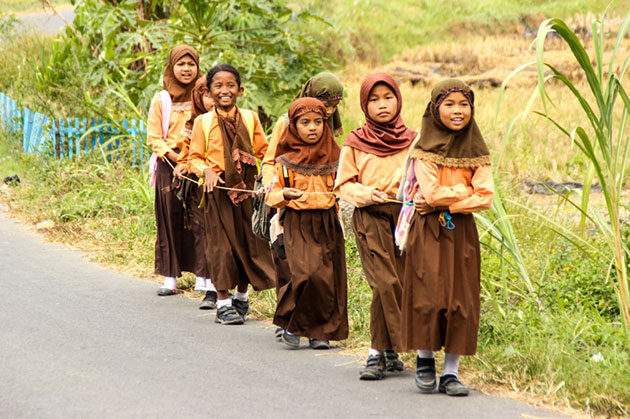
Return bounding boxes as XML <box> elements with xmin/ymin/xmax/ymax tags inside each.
<box><xmin>411</xmin><ymin>78</ymin><xmax>490</xmax><ymax>168</ymax></box>
<box><xmin>162</xmin><ymin>45</ymin><xmax>200</xmax><ymax>103</ymax></box>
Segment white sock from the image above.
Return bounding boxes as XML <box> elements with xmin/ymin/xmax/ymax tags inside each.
<box><xmin>234</xmin><ymin>290</ymin><xmax>249</xmax><ymax>302</ymax></box>
<box><xmin>204</xmin><ymin>279</ymin><xmax>216</xmax><ymax>292</ymax></box>
<box><xmin>417</xmin><ymin>350</ymin><xmax>434</xmax><ymax>359</ymax></box>
<box><xmin>162</xmin><ymin>276</ymin><xmax>176</xmax><ymax>290</ymax></box>
<box><xmin>216</xmin><ymin>298</ymin><xmax>232</xmax><ymax>309</ymax></box>
<box><xmin>443</xmin><ymin>353</ymin><xmax>460</xmax><ymax>377</ymax></box>
<box><xmin>194</xmin><ymin>277</ymin><xmax>206</xmax><ymax>291</ymax></box>
<box><xmin>368</xmin><ymin>348</ymin><xmax>382</xmax><ymax>357</ymax></box>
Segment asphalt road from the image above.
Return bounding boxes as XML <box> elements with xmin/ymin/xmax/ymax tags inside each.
<box><xmin>15</xmin><ymin>10</ymin><xmax>75</xmax><ymax>34</ymax></box>
<box><xmin>0</xmin><ymin>211</ymin><xmax>564</xmax><ymax>418</ymax></box>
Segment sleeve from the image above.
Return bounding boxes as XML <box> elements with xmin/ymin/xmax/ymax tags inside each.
<box><xmin>188</xmin><ymin>116</ymin><xmax>209</xmax><ymax>178</ymax></box>
<box><xmin>146</xmin><ymin>96</ymin><xmax>172</xmax><ymax>158</ymax></box>
<box><xmin>333</xmin><ymin>146</ymin><xmax>377</xmax><ymax>207</ymax></box>
<box><xmin>265</xmin><ymin>163</ymin><xmax>289</xmax><ymax>208</ymax></box>
<box><xmin>449</xmin><ymin>165</ymin><xmax>494</xmax><ymax>213</ymax></box>
<box><xmin>261</xmin><ymin>118</ymin><xmax>286</xmax><ymax>188</ymax></box>
<box><xmin>176</xmin><ymin>139</ymin><xmax>190</xmax><ymax>170</ymax></box>
<box><xmin>415</xmin><ymin>159</ymin><xmax>471</xmax><ymax>207</ymax></box>
<box><xmin>252</xmin><ymin>113</ymin><xmax>269</xmax><ymax>161</ymax></box>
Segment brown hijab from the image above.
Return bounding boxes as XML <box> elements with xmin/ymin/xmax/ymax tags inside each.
<box><xmin>275</xmin><ymin>98</ymin><xmax>340</xmax><ymax>176</ymax></box>
<box><xmin>183</xmin><ymin>76</ymin><xmax>210</xmax><ymax>136</ymax></box>
<box><xmin>162</xmin><ymin>45</ymin><xmax>200</xmax><ymax>103</ymax></box>
<box><xmin>344</xmin><ymin>73</ymin><xmax>417</xmax><ymax>157</ymax></box>
<box><xmin>411</xmin><ymin>79</ymin><xmax>490</xmax><ymax>168</ymax></box>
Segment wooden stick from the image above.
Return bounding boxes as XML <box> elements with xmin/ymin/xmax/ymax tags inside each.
<box><xmin>38</xmin><ymin>0</ymin><xmax>85</xmax><ymax>44</ymax></box>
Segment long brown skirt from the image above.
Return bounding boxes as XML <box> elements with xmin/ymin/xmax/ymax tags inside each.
<box><xmin>352</xmin><ymin>203</ymin><xmax>406</xmax><ymax>352</ymax></box>
<box><xmin>154</xmin><ymin>158</ymin><xmax>196</xmax><ymax>277</ymax></box>
<box><xmin>401</xmin><ymin>211</ymin><xmax>481</xmax><ymax>355</ymax></box>
<box><xmin>203</xmin><ymin>188</ymin><xmax>275</xmax><ymax>291</ymax></box>
<box><xmin>186</xmin><ymin>178</ymin><xmax>209</xmax><ymax>278</ymax></box>
<box><xmin>273</xmin><ymin>207</ymin><xmax>348</xmax><ymax>341</ymax></box>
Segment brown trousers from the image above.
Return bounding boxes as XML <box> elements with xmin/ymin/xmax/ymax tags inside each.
<box><xmin>352</xmin><ymin>203</ymin><xmax>406</xmax><ymax>352</ymax></box>
<box><xmin>273</xmin><ymin>208</ymin><xmax>348</xmax><ymax>341</ymax></box>
<box><xmin>203</xmin><ymin>188</ymin><xmax>275</xmax><ymax>292</ymax></box>
<box><xmin>401</xmin><ymin>212</ymin><xmax>481</xmax><ymax>355</ymax></box>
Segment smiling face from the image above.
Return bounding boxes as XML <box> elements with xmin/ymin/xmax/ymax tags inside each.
<box><xmin>173</xmin><ymin>55</ymin><xmax>198</xmax><ymax>85</ymax></box>
<box><xmin>209</xmin><ymin>71</ymin><xmax>244</xmax><ymax>112</ymax></box>
<box><xmin>366</xmin><ymin>83</ymin><xmax>398</xmax><ymax>124</ymax></box>
<box><xmin>438</xmin><ymin>91</ymin><xmax>472</xmax><ymax>131</ymax></box>
<box><xmin>295</xmin><ymin>111</ymin><xmax>324</xmax><ymax>144</ymax></box>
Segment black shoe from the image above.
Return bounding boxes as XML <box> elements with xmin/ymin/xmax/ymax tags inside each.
<box><xmin>384</xmin><ymin>350</ymin><xmax>404</xmax><ymax>372</ymax></box>
<box><xmin>359</xmin><ymin>354</ymin><xmax>385</xmax><ymax>380</ymax></box>
<box><xmin>308</xmin><ymin>338</ymin><xmax>331</xmax><ymax>349</ymax></box>
<box><xmin>415</xmin><ymin>357</ymin><xmax>437</xmax><ymax>393</ymax></box>
<box><xmin>232</xmin><ymin>298</ymin><xmax>250</xmax><ymax>320</ymax></box>
<box><xmin>439</xmin><ymin>374</ymin><xmax>469</xmax><ymax>396</ymax></box>
<box><xmin>157</xmin><ymin>287</ymin><xmax>176</xmax><ymax>296</ymax></box>
<box><xmin>282</xmin><ymin>331</ymin><xmax>300</xmax><ymax>348</ymax></box>
<box><xmin>274</xmin><ymin>327</ymin><xmax>284</xmax><ymax>341</ymax></box>
<box><xmin>214</xmin><ymin>305</ymin><xmax>244</xmax><ymax>325</ymax></box>
<box><xmin>199</xmin><ymin>291</ymin><xmax>217</xmax><ymax>310</ymax></box>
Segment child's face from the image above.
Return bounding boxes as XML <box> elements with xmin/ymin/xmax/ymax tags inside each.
<box><xmin>295</xmin><ymin>111</ymin><xmax>324</xmax><ymax>144</ymax></box>
<box><xmin>209</xmin><ymin>71</ymin><xmax>244</xmax><ymax>112</ymax></box>
<box><xmin>322</xmin><ymin>99</ymin><xmax>340</xmax><ymax>119</ymax></box>
<box><xmin>366</xmin><ymin>83</ymin><xmax>398</xmax><ymax>124</ymax></box>
<box><xmin>438</xmin><ymin>91</ymin><xmax>471</xmax><ymax>130</ymax></box>
<box><xmin>201</xmin><ymin>90</ymin><xmax>214</xmax><ymax>111</ymax></box>
<box><xmin>173</xmin><ymin>55</ymin><xmax>198</xmax><ymax>85</ymax></box>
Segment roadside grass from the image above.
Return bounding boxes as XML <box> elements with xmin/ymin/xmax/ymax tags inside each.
<box><xmin>0</xmin><ymin>1</ymin><xmax>72</xmax><ymax>15</ymax></box>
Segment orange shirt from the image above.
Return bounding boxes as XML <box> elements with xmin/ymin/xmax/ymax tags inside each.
<box><xmin>334</xmin><ymin>146</ymin><xmax>410</xmax><ymax>207</ymax></box>
<box><xmin>146</xmin><ymin>95</ymin><xmax>191</xmax><ymax>158</ymax></box>
<box><xmin>414</xmin><ymin>159</ymin><xmax>494</xmax><ymax>214</ymax></box>
<box><xmin>188</xmin><ymin>107</ymin><xmax>268</xmax><ymax>177</ymax></box>
<box><xmin>266</xmin><ymin>163</ymin><xmax>336</xmax><ymax>210</ymax></box>
<box><xmin>261</xmin><ymin>116</ymin><xmax>288</xmax><ymax>188</ymax></box>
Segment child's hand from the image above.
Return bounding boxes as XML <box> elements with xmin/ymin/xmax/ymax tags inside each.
<box><xmin>371</xmin><ymin>189</ymin><xmax>388</xmax><ymax>204</ymax></box>
<box><xmin>203</xmin><ymin>168</ymin><xmax>224</xmax><ymax>193</ymax></box>
<box><xmin>282</xmin><ymin>188</ymin><xmax>304</xmax><ymax>201</ymax></box>
<box><xmin>413</xmin><ymin>194</ymin><xmax>435</xmax><ymax>215</ymax></box>
<box><xmin>173</xmin><ymin>165</ymin><xmax>188</xmax><ymax>180</ymax></box>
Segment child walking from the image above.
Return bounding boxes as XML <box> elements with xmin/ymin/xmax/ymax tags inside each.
<box><xmin>188</xmin><ymin>64</ymin><xmax>276</xmax><ymax>325</ymax></box>
<box><xmin>334</xmin><ymin>73</ymin><xmax>417</xmax><ymax>380</ymax></box>
<box><xmin>399</xmin><ymin>79</ymin><xmax>493</xmax><ymax>396</ymax></box>
<box><xmin>147</xmin><ymin>45</ymin><xmax>200</xmax><ymax>296</ymax></box>
<box><xmin>261</xmin><ymin>71</ymin><xmax>344</xmax><ymax>340</ymax></box>
<box><xmin>173</xmin><ymin>75</ymin><xmax>218</xmax><ymax>309</ymax></box>
<box><xmin>266</xmin><ymin>97</ymin><xmax>348</xmax><ymax>349</ymax></box>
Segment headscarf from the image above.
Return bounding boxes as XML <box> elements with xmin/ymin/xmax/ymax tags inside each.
<box><xmin>296</xmin><ymin>71</ymin><xmax>344</xmax><ymax>137</ymax></box>
<box><xmin>217</xmin><ymin>106</ymin><xmax>258</xmax><ymax>204</ymax></box>
<box><xmin>411</xmin><ymin>78</ymin><xmax>490</xmax><ymax>168</ymax></box>
<box><xmin>274</xmin><ymin>98</ymin><xmax>340</xmax><ymax>176</ymax></box>
<box><xmin>344</xmin><ymin>73</ymin><xmax>417</xmax><ymax>157</ymax></box>
<box><xmin>183</xmin><ymin>76</ymin><xmax>210</xmax><ymax>137</ymax></box>
<box><xmin>162</xmin><ymin>45</ymin><xmax>200</xmax><ymax>103</ymax></box>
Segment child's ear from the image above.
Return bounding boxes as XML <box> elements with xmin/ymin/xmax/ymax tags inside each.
<box><xmin>237</xmin><ymin>86</ymin><xmax>244</xmax><ymax>97</ymax></box>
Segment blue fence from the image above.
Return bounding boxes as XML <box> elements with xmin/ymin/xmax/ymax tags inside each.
<box><xmin>0</xmin><ymin>92</ymin><xmax>149</xmax><ymax>164</ymax></box>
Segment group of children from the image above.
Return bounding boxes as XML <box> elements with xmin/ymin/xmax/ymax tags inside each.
<box><xmin>147</xmin><ymin>45</ymin><xmax>494</xmax><ymax>397</ymax></box>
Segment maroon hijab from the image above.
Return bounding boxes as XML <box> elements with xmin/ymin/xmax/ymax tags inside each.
<box><xmin>344</xmin><ymin>73</ymin><xmax>417</xmax><ymax>156</ymax></box>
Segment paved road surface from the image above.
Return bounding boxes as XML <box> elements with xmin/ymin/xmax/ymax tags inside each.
<box><xmin>0</xmin><ymin>211</ymin><xmax>564</xmax><ymax>418</ymax></box>
<box><xmin>16</xmin><ymin>10</ymin><xmax>75</xmax><ymax>34</ymax></box>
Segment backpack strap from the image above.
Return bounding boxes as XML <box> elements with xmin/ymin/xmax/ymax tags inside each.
<box><xmin>202</xmin><ymin>112</ymin><xmax>214</xmax><ymax>156</ymax></box>
<box><xmin>280</xmin><ymin>165</ymin><xmax>294</xmax><ymax>188</ymax></box>
<box><xmin>159</xmin><ymin>90</ymin><xmax>171</xmax><ymax>139</ymax></box>
<box><xmin>239</xmin><ymin>108</ymin><xmax>256</xmax><ymax>151</ymax></box>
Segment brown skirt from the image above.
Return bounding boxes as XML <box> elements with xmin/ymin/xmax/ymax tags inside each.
<box><xmin>186</xmin><ymin>178</ymin><xmax>209</xmax><ymax>278</ymax></box>
<box><xmin>273</xmin><ymin>207</ymin><xmax>348</xmax><ymax>341</ymax></box>
<box><xmin>153</xmin><ymin>158</ymin><xmax>196</xmax><ymax>277</ymax></box>
<box><xmin>401</xmin><ymin>211</ymin><xmax>481</xmax><ymax>355</ymax></box>
<box><xmin>352</xmin><ymin>203</ymin><xmax>406</xmax><ymax>352</ymax></box>
<box><xmin>203</xmin><ymin>188</ymin><xmax>275</xmax><ymax>292</ymax></box>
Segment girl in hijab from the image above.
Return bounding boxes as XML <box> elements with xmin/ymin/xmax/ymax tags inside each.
<box><xmin>334</xmin><ymin>73</ymin><xmax>417</xmax><ymax>380</ymax></box>
<box><xmin>147</xmin><ymin>45</ymin><xmax>200</xmax><ymax>296</ymax></box>
<box><xmin>260</xmin><ymin>71</ymin><xmax>344</xmax><ymax>340</ymax></box>
<box><xmin>266</xmin><ymin>97</ymin><xmax>348</xmax><ymax>350</ymax></box>
<box><xmin>188</xmin><ymin>64</ymin><xmax>275</xmax><ymax>325</ymax></box>
<box><xmin>173</xmin><ymin>76</ymin><xmax>218</xmax><ymax>309</ymax></box>
<box><xmin>400</xmin><ymin>79</ymin><xmax>493</xmax><ymax>396</ymax></box>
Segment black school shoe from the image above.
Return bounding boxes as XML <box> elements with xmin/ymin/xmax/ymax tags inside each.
<box><xmin>232</xmin><ymin>298</ymin><xmax>251</xmax><ymax>320</ymax></box>
<box><xmin>214</xmin><ymin>305</ymin><xmax>244</xmax><ymax>325</ymax></box>
<box><xmin>157</xmin><ymin>287</ymin><xmax>176</xmax><ymax>296</ymax></box>
<box><xmin>308</xmin><ymin>338</ymin><xmax>331</xmax><ymax>349</ymax></box>
<box><xmin>438</xmin><ymin>374</ymin><xmax>469</xmax><ymax>397</ymax></box>
<box><xmin>274</xmin><ymin>327</ymin><xmax>284</xmax><ymax>341</ymax></box>
<box><xmin>282</xmin><ymin>331</ymin><xmax>300</xmax><ymax>348</ymax></box>
<box><xmin>384</xmin><ymin>350</ymin><xmax>404</xmax><ymax>372</ymax></box>
<box><xmin>359</xmin><ymin>354</ymin><xmax>385</xmax><ymax>380</ymax></box>
<box><xmin>199</xmin><ymin>291</ymin><xmax>217</xmax><ymax>310</ymax></box>
<box><xmin>415</xmin><ymin>357</ymin><xmax>437</xmax><ymax>393</ymax></box>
